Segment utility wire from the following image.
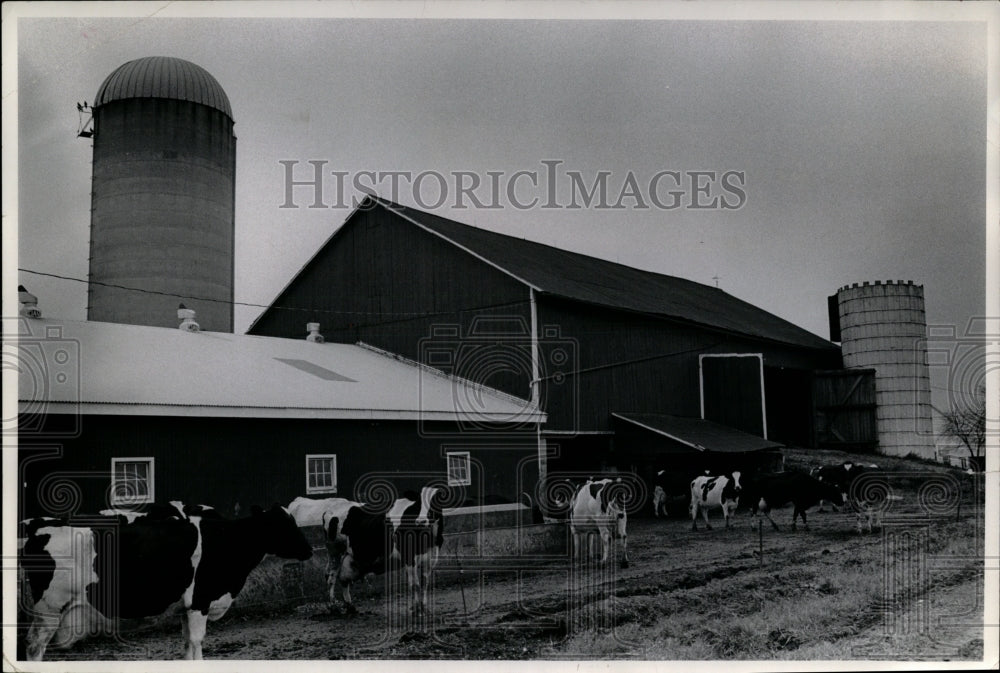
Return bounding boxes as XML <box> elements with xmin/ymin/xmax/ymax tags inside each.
<box><xmin>18</xmin><ymin>267</ymin><xmax>530</xmax><ymax>320</ymax></box>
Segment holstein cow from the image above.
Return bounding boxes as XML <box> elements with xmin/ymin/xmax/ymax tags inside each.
<box><xmin>569</xmin><ymin>479</ymin><xmax>630</xmax><ymax>568</ymax></box>
<box><xmin>746</xmin><ymin>471</ymin><xmax>847</xmax><ymax>531</ymax></box>
<box><xmin>811</xmin><ymin>462</ymin><xmax>887</xmax><ymax>533</ymax></box>
<box><xmin>811</xmin><ymin>462</ymin><xmax>880</xmax><ymax>513</ymax></box>
<box><xmin>651</xmin><ymin>485</ymin><xmax>667</xmax><ymax>517</ymax></box>
<box><xmin>287</xmin><ymin>496</ymin><xmax>361</xmax><ymax>528</ymax></box>
<box><xmin>689</xmin><ymin>472</ymin><xmax>742</xmax><ymax>531</ymax></box>
<box><xmin>653</xmin><ymin>468</ymin><xmax>711</xmax><ymax>518</ymax></box>
<box><xmin>326</xmin><ymin>486</ymin><xmax>445</xmax><ymax>614</ymax></box>
<box><xmin>20</xmin><ymin>504</ymin><xmax>311</xmax><ymax>660</ymax></box>
<box><xmin>99</xmin><ymin>501</ymin><xmax>219</xmax><ymax>523</ymax></box>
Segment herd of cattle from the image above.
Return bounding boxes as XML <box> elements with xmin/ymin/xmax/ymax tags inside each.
<box><xmin>16</xmin><ymin>461</ymin><xmax>885</xmax><ymax>660</ymax></box>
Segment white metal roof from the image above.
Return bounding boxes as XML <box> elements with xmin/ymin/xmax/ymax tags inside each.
<box><xmin>14</xmin><ymin>317</ymin><xmax>544</xmax><ymax>422</ymax></box>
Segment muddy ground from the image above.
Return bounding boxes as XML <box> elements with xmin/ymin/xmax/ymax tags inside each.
<box><xmin>25</xmin><ymin>455</ymin><xmax>987</xmax><ymax>662</ymax></box>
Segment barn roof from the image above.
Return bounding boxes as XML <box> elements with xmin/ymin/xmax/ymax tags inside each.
<box><xmin>263</xmin><ymin>196</ymin><xmax>834</xmax><ymax>351</ymax></box>
<box><xmin>612</xmin><ymin>412</ymin><xmax>783</xmax><ymax>453</ymax></box>
<box><xmin>15</xmin><ymin>317</ymin><xmax>543</xmax><ymax>422</ymax></box>
<box><xmin>380</xmin><ymin>198</ymin><xmax>837</xmax><ymax>350</ymax></box>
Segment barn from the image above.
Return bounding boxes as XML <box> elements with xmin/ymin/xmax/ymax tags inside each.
<box><xmin>248</xmin><ymin>196</ymin><xmax>844</xmax><ymax>497</ymax></box>
<box><xmin>16</xmin><ymin>314</ymin><xmax>544</xmax><ymax>520</ymax></box>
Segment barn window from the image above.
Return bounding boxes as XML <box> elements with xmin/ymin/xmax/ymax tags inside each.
<box><xmin>306</xmin><ymin>454</ymin><xmax>337</xmax><ymax>494</ymax></box>
<box><xmin>111</xmin><ymin>457</ymin><xmax>155</xmax><ymax>505</ymax></box>
<box><xmin>446</xmin><ymin>451</ymin><xmax>471</xmax><ymax>486</ymax></box>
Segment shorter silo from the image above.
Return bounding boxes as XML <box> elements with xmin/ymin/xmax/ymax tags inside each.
<box><xmin>836</xmin><ymin>280</ymin><xmax>935</xmax><ymax>459</ymax></box>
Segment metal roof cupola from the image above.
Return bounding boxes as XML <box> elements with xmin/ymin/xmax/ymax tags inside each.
<box><xmin>87</xmin><ymin>56</ymin><xmax>236</xmax><ymax>332</ymax></box>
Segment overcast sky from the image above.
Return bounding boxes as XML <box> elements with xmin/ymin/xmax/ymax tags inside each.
<box><xmin>8</xmin><ymin>3</ymin><xmax>996</xmax><ymax>415</ymax></box>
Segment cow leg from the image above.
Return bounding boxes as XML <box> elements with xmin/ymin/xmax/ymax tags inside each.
<box><xmin>405</xmin><ymin>565</ymin><xmax>421</xmax><ymax>614</ymax></box>
<box><xmin>763</xmin><ymin>509</ymin><xmax>779</xmax><ymax>531</ymax></box>
<box><xmin>599</xmin><ymin>529</ymin><xmax>612</xmax><ymax>564</ymax></box>
<box><xmin>800</xmin><ymin>509</ymin><xmax>809</xmax><ymax>531</ymax></box>
<box><xmin>690</xmin><ymin>504</ymin><xmax>698</xmax><ymax>531</ymax></box>
<box><xmin>25</xmin><ymin>609</ymin><xmax>62</xmax><ymax>661</ymax></box>
<box><xmin>702</xmin><ymin>507</ymin><xmax>712</xmax><ymax>531</ymax></box>
<box><xmin>420</xmin><ymin>561</ymin><xmax>432</xmax><ymax>613</ymax></box>
<box><xmin>184</xmin><ymin>610</ymin><xmax>208</xmax><ymax>660</ymax></box>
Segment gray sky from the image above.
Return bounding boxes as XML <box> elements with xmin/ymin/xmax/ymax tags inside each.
<box><xmin>9</xmin><ymin>3</ymin><xmax>995</xmax><ymax>415</ymax></box>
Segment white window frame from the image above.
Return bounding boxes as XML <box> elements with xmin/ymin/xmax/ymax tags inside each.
<box><xmin>111</xmin><ymin>457</ymin><xmax>155</xmax><ymax>506</ymax></box>
<box><xmin>446</xmin><ymin>451</ymin><xmax>471</xmax><ymax>486</ymax></box>
<box><xmin>306</xmin><ymin>454</ymin><xmax>338</xmax><ymax>494</ymax></box>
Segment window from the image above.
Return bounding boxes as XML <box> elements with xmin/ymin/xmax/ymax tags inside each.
<box><xmin>111</xmin><ymin>457</ymin><xmax>154</xmax><ymax>505</ymax></box>
<box><xmin>306</xmin><ymin>454</ymin><xmax>337</xmax><ymax>494</ymax></box>
<box><xmin>446</xmin><ymin>451</ymin><xmax>471</xmax><ymax>486</ymax></box>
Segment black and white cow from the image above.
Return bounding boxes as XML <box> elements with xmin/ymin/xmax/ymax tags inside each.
<box><xmin>745</xmin><ymin>471</ymin><xmax>847</xmax><ymax>531</ymax></box>
<box><xmin>653</xmin><ymin>468</ymin><xmax>710</xmax><ymax>518</ymax></box>
<box><xmin>689</xmin><ymin>471</ymin><xmax>742</xmax><ymax>531</ymax></box>
<box><xmin>811</xmin><ymin>462</ymin><xmax>887</xmax><ymax>533</ymax></box>
<box><xmin>569</xmin><ymin>479</ymin><xmax>629</xmax><ymax>568</ymax></box>
<box><xmin>325</xmin><ymin>486</ymin><xmax>445</xmax><ymax>614</ymax></box>
<box><xmin>287</xmin><ymin>496</ymin><xmax>361</xmax><ymax>528</ymax></box>
<box><xmin>98</xmin><ymin>501</ymin><xmax>219</xmax><ymax>523</ymax></box>
<box><xmin>810</xmin><ymin>462</ymin><xmax>879</xmax><ymax>512</ymax></box>
<box><xmin>20</xmin><ymin>504</ymin><xmax>311</xmax><ymax>660</ymax></box>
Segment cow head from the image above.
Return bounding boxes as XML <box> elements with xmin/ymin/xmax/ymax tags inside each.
<box><xmin>599</xmin><ymin>480</ymin><xmax>629</xmax><ymax>539</ymax></box>
<box><xmin>253</xmin><ymin>504</ymin><xmax>313</xmax><ymax>561</ymax></box>
<box><xmin>730</xmin><ymin>471</ymin><xmax>743</xmax><ymax>495</ymax></box>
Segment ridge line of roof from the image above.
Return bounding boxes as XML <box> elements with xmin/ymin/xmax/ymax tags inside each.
<box><xmin>372</xmin><ymin>196</ymin><xmax>543</xmax><ymax>292</ymax></box>
<box><xmin>372</xmin><ymin>198</ymin><xmax>834</xmax><ymax>350</ymax></box>
<box><xmin>375</xmin><ymin>196</ymin><xmax>747</xmax><ymax>294</ymax></box>
<box><xmin>245</xmin><ymin>197</ymin><xmax>375</xmax><ymax>334</ymax></box>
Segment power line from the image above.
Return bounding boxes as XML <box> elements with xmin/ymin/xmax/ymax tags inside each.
<box><xmin>17</xmin><ymin>267</ymin><xmax>530</xmax><ymax>320</ymax></box>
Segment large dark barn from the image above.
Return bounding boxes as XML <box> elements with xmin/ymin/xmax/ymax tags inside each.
<box><xmin>248</xmin><ymin>196</ymin><xmax>845</xmax><ymax>489</ymax></box>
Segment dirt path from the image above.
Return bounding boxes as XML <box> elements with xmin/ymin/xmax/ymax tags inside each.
<box><xmin>47</xmin><ymin>498</ymin><xmax>986</xmax><ymax>661</ymax></box>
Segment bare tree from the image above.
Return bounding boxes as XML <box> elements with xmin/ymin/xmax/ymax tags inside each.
<box><xmin>941</xmin><ymin>385</ymin><xmax>986</xmax><ymax>470</ymax></box>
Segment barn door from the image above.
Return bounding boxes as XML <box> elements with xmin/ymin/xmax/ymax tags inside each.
<box><xmin>699</xmin><ymin>354</ymin><xmax>766</xmax><ymax>438</ymax></box>
<box><xmin>812</xmin><ymin>369</ymin><xmax>877</xmax><ymax>451</ymax></box>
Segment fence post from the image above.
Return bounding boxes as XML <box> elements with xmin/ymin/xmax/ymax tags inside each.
<box><xmin>758</xmin><ymin>517</ymin><xmax>764</xmax><ymax>568</ymax></box>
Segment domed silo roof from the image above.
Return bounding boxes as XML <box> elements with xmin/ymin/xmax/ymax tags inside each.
<box><xmin>94</xmin><ymin>56</ymin><xmax>233</xmax><ymax>119</ymax></box>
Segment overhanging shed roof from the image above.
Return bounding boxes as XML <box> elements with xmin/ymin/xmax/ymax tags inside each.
<box><xmin>15</xmin><ymin>317</ymin><xmax>544</xmax><ymax>422</ymax></box>
<box><xmin>613</xmin><ymin>412</ymin><xmax>783</xmax><ymax>453</ymax></box>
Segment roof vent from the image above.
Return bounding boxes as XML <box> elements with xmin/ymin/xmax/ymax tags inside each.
<box><xmin>306</xmin><ymin>322</ymin><xmax>325</xmax><ymax>343</ymax></box>
<box><xmin>178</xmin><ymin>304</ymin><xmax>200</xmax><ymax>332</ymax></box>
<box><xmin>18</xmin><ymin>285</ymin><xmax>41</xmax><ymax>319</ymax></box>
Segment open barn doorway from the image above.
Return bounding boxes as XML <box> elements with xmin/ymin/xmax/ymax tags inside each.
<box><xmin>763</xmin><ymin>366</ymin><xmax>814</xmax><ymax>447</ymax></box>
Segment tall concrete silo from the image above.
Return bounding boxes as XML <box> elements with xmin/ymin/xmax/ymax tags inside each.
<box><xmin>86</xmin><ymin>56</ymin><xmax>235</xmax><ymax>332</ymax></box>
<box><xmin>836</xmin><ymin>280</ymin><xmax>935</xmax><ymax>459</ymax></box>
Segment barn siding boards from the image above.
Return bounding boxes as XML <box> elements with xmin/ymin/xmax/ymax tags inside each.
<box><xmin>249</xmin><ymin>205</ymin><xmax>533</xmax><ymax>400</ymax></box>
<box><xmin>18</xmin><ymin>415</ymin><xmax>536</xmax><ymax>519</ymax></box>
<box><xmin>250</xmin><ymin>198</ymin><xmax>840</xmax><ymax>444</ymax></box>
<box><xmin>535</xmin><ymin>296</ymin><xmax>840</xmax><ymax>434</ymax></box>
